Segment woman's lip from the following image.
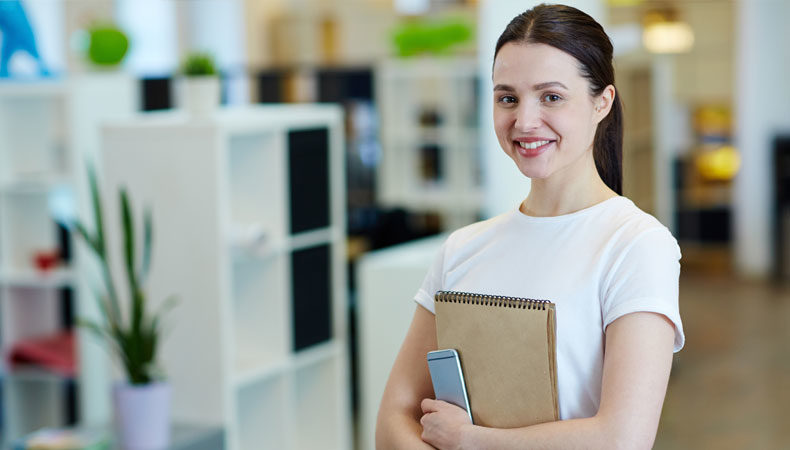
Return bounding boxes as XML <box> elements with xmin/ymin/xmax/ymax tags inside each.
<box><xmin>514</xmin><ymin>140</ymin><xmax>553</xmax><ymax>157</ymax></box>
<box><xmin>514</xmin><ymin>137</ymin><xmax>556</xmax><ymax>143</ymax></box>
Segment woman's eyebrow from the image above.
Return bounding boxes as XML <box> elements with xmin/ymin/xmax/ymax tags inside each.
<box><xmin>493</xmin><ymin>81</ymin><xmax>569</xmax><ymax>92</ymax></box>
<box><xmin>493</xmin><ymin>84</ymin><xmax>515</xmax><ymax>92</ymax></box>
<box><xmin>533</xmin><ymin>81</ymin><xmax>568</xmax><ymax>90</ymax></box>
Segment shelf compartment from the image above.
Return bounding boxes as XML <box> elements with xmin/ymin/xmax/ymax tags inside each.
<box><xmin>0</xmin><ymin>193</ymin><xmax>61</xmax><ymax>271</ymax></box>
<box><xmin>0</xmin><ymin>287</ymin><xmax>62</xmax><ymax>344</ymax></box>
<box><xmin>228</xmin><ymin>132</ymin><xmax>286</xmax><ymax>242</ymax></box>
<box><xmin>231</xmin><ymin>255</ymin><xmax>289</xmax><ymax>375</ymax></box>
<box><xmin>1</xmin><ymin>376</ymin><xmax>67</xmax><ymax>443</ymax></box>
<box><xmin>235</xmin><ymin>373</ymin><xmax>290</xmax><ymax>450</ymax></box>
<box><xmin>0</xmin><ymin>95</ymin><xmax>67</xmax><ymax>184</ymax></box>
<box><xmin>291</xmin><ymin>356</ymin><xmax>345</xmax><ymax>450</ymax></box>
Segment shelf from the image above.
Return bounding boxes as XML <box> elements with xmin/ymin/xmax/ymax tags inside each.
<box><xmin>1</xmin><ymin>364</ymin><xmax>74</xmax><ymax>383</ymax></box>
<box><xmin>228</xmin><ymin>224</ymin><xmax>286</xmax><ymax>262</ymax></box>
<box><xmin>0</xmin><ymin>268</ymin><xmax>74</xmax><ymax>289</ymax></box>
<box><xmin>233</xmin><ymin>354</ymin><xmax>289</xmax><ymax>390</ymax></box>
<box><xmin>292</xmin><ymin>340</ymin><xmax>342</xmax><ymax>371</ymax></box>
<box><xmin>287</xmin><ymin>227</ymin><xmax>337</xmax><ymax>252</ymax></box>
<box><xmin>233</xmin><ymin>340</ymin><xmax>341</xmax><ymax>391</ymax></box>
<box><xmin>235</xmin><ymin>373</ymin><xmax>290</xmax><ymax>450</ymax></box>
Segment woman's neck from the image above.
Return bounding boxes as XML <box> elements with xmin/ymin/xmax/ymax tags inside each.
<box><xmin>520</xmin><ymin>157</ymin><xmax>618</xmax><ymax>217</ymax></box>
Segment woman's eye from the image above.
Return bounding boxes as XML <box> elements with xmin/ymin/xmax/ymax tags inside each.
<box><xmin>542</xmin><ymin>93</ymin><xmax>562</xmax><ymax>103</ymax></box>
<box><xmin>498</xmin><ymin>95</ymin><xmax>517</xmax><ymax>105</ymax></box>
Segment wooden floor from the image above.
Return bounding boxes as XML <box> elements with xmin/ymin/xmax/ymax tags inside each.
<box><xmin>654</xmin><ymin>270</ymin><xmax>790</xmax><ymax>449</ymax></box>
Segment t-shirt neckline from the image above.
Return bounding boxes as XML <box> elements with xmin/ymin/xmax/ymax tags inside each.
<box><xmin>512</xmin><ymin>196</ymin><xmax>628</xmax><ymax>223</ymax></box>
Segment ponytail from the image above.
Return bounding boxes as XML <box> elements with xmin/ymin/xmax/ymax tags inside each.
<box><xmin>593</xmin><ymin>92</ymin><xmax>623</xmax><ymax>195</ymax></box>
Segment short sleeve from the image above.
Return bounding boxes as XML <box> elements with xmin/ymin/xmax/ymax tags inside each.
<box><xmin>413</xmin><ymin>239</ymin><xmax>448</xmax><ymax>315</ymax></box>
<box><xmin>601</xmin><ymin>227</ymin><xmax>685</xmax><ymax>352</ymax></box>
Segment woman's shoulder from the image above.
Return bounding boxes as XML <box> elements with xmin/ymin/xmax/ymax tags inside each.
<box><xmin>601</xmin><ymin>196</ymin><xmax>679</xmax><ymax>253</ymax></box>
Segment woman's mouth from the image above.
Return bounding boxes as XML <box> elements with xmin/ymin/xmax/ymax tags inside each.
<box><xmin>515</xmin><ymin>139</ymin><xmax>554</xmax><ymax>157</ymax></box>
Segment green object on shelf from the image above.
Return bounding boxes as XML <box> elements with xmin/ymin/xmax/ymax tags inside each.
<box><xmin>87</xmin><ymin>24</ymin><xmax>129</xmax><ymax>66</ymax></box>
<box><xmin>392</xmin><ymin>17</ymin><xmax>474</xmax><ymax>57</ymax></box>
<box><xmin>181</xmin><ymin>51</ymin><xmax>217</xmax><ymax>76</ymax></box>
<box><xmin>73</xmin><ymin>163</ymin><xmax>177</xmax><ymax>385</ymax></box>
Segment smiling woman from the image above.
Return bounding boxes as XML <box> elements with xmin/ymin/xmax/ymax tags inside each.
<box><xmin>376</xmin><ymin>4</ymin><xmax>683</xmax><ymax>450</ymax></box>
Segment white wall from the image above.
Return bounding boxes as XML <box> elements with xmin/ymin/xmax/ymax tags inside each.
<box><xmin>477</xmin><ymin>0</ymin><xmax>605</xmax><ymax>219</ymax></box>
<box><xmin>116</xmin><ymin>0</ymin><xmax>178</xmax><ymax>76</ymax></box>
<box><xmin>733</xmin><ymin>0</ymin><xmax>790</xmax><ymax>277</ymax></box>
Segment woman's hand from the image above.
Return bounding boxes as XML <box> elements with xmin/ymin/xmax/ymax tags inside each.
<box><xmin>420</xmin><ymin>398</ymin><xmax>473</xmax><ymax>449</ymax></box>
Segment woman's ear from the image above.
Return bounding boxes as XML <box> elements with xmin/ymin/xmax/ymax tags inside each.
<box><xmin>594</xmin><ymin>85</ymin><xmax>616</xmax><ymax>121</ymax></box>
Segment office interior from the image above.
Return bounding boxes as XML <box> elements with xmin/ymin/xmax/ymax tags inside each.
<box><xmin>0</xmin><ymin>0</ymin><xmax>788</xmax><ymax>449</ymax></box>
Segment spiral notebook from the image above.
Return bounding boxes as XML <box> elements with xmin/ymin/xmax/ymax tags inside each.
<box><xmin>434</xmin><ymin>291</ymin><xmax>559</xmax><ymax>428</ymax></box>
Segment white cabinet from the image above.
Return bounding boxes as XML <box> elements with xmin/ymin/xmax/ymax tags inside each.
<box><xmin>355</xmin><ymin>235</ymin><xmax>444</xmax><ymax>450</ymax></box>
<box><xmin>0</xmin><ymin>74</ymin><xmax>137</xmax><ymax>444</ymax></box>
<box><xmin>376</xmin><ymin>58</ymin><xmax>482</xmax><ymax>230</ymax></box>
<box><xmin>100</xmin><ymin>105</ymin><xmax>351</xmax><ymax>450</ymax></box>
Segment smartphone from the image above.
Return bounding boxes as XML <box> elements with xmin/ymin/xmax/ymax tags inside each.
<box><xmin>426</xmin><ymin>349</ymin><xmax>473</xmax><ymax>423</ymax></box>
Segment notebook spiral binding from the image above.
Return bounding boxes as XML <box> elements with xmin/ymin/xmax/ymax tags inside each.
<box><xmin>435</xmin><ymin>291</ymin><xmax>550</xmax><ymax>310</ymax></box>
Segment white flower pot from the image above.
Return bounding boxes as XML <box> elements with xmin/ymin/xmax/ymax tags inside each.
<box><xmin>113</xmin><ymin>381</ymin><xmax>171</xmax><ymax>450</ymax></box>
<box><xmin>177</xmin><ymin>75</ymin><xmax>220</xmax><ymax>117</ymax></box>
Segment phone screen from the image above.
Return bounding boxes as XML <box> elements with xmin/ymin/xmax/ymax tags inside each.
<box><xmin>427</xmin><ymin>349</ymin><xmax>473</xmax><ymax>423</ymax></box>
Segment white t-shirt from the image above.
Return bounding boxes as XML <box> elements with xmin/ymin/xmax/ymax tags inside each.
<box><xmin>414</xmin><ymin>196</ymin><xmax>684</xmax><ymax>420</ymax></box>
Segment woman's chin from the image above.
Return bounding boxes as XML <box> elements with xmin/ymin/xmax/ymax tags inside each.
<box><xmin>514</xmin><ymin>163</ymin><xmax>551</xmax><ymax>180</ymax></box>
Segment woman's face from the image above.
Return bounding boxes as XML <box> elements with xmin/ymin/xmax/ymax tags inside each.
<box><xmin>492</xmin><ymin>42</ymin><xmax>609</xmax><ymax>183</ymax></box>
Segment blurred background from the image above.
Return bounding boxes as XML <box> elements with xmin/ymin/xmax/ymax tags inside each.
<box><xmin>0</xmin><ymin>0</ymin><xmax>787</xmax><ymax>449</ymax></box>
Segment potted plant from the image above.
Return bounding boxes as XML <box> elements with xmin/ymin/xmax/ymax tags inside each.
<box><xmin>177</xmin><ymin>51</ymin><xmax>220</xmax><ymax>116</ymax></box>
<box><xmin>74</xmin><ymin>164</ymin><xmax>176</xmax><ymax>450</ymax></box>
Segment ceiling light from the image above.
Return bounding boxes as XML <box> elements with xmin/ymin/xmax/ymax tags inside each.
<box><xmin>642</xmin><ymin>7</ymin><xmax>694</xmax><ymax>54</ymax></box>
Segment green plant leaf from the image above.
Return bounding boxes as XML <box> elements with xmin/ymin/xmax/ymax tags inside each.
<box><xmin>139</xmin><ymin>206</ymin><xmax>153</xmax><ymax>285</ymax></box>
<box><xmin>181</xmin><ymin>52</ymin><xmax>217</xmax><ymax>76</ymax></box>
<box><xmin>87</xmin><ymin>163</ymin><xmax>106</xmax><ymax>258</ymax></box>
<box><xmin>73</xmin><ymin>221</ymin><xmax>100</xmax><ymax>256</ymax></box>
<box><xmin>121</xmin><ymin>188</ymin><xmax>137</xmax><ymax>293</ymax></box>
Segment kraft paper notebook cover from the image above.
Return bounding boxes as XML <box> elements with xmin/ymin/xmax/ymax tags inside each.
<box><xmin>434</xmin><ymin>291</ymin><xmax>559</xmax><ymax>428</ymax></box>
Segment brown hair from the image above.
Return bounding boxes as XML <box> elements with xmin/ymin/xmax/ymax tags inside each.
<box><xmin>494</xmin><ymin>3</ymin><xmax>623</xmax><ymax>194</ymax></box>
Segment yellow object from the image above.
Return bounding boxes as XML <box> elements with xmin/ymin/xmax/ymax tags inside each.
<box><xmin>695</xmin><ymin>145</ymin><xmax>740</xmax><ymax>181</ymax></box>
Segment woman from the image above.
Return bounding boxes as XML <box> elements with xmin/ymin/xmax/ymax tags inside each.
<box><xmin>376</xmin><ymin>4</ymin><xmax>684</xmax><ymax>449</ymax></box>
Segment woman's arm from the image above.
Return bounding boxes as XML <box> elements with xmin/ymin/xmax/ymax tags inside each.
<box><xmin>421</xmin><ymin>311</ymin><xmax>676</xmax><ymax>450</ymax></box>
<box><xmin>376</xmin><ymin>304</ymin><xmax>439</xmax><ymax>449</ymax></box>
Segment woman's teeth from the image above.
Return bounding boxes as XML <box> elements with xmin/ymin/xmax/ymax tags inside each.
<box><xmin>518</xmin><ymin>140</ymin><xmax>551</xmax><ymax>149</ymax></box>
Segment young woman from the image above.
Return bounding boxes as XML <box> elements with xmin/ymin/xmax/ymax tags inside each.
<box><xmin>376</xmin><ymin>4</ymin><xmax>684</xmax><ymax>449</ymax></box>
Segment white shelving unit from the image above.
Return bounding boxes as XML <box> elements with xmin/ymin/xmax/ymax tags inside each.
<box><xmin>100</xmin><ymin>104</ymin><xmax>351</xmax><ymax>450</ymax></box>
<box><xmin>0</xmin><ymin>75</ymin><xmax>138</xmax><ymax>445</ymax></box>
<box><xmin>0</xmin><ymin>80</ymin><xmax>74</xmax><ymax>445</ymax></box>
<box><xmin>376</xmin><ymin>58</ymin><xmax>483</xmax><ymax>230</ymax></box>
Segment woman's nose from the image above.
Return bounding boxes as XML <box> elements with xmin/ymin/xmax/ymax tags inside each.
<box><xmin>514</xmin><ymin>102</ymin><xmax>541</xmax><ymax>131</ymax></box>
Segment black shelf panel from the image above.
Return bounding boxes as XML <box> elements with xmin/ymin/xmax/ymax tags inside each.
<box><xmin>291</xmin><ymin>244</ymin><xmax>332</xmax><ymax>351</ymax></box>
<box><xmin>288</xmin><ymin>128</ymin><xmax>331</xmax><ymax>234</ymax></box>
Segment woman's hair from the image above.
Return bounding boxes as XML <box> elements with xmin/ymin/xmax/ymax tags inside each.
<box><xmin>494</xmin><ymin>3</ymin><xmax>623</xmax><ymax>195</ymax></box>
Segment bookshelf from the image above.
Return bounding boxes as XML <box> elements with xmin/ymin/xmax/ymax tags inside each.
<box><xmin>0</xmin><ymin>75</ymin><xmax>137</xmax><ymax>445</ymax></box>
<box><xmin>375</xmin><ymin>58</ymin><xmax>482</xmax><ymax>230</ymax></box>
<box><xmin>99</xmin><ymin>104</ymin><xmax>351</xmax><ymax>450</ymax></box>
